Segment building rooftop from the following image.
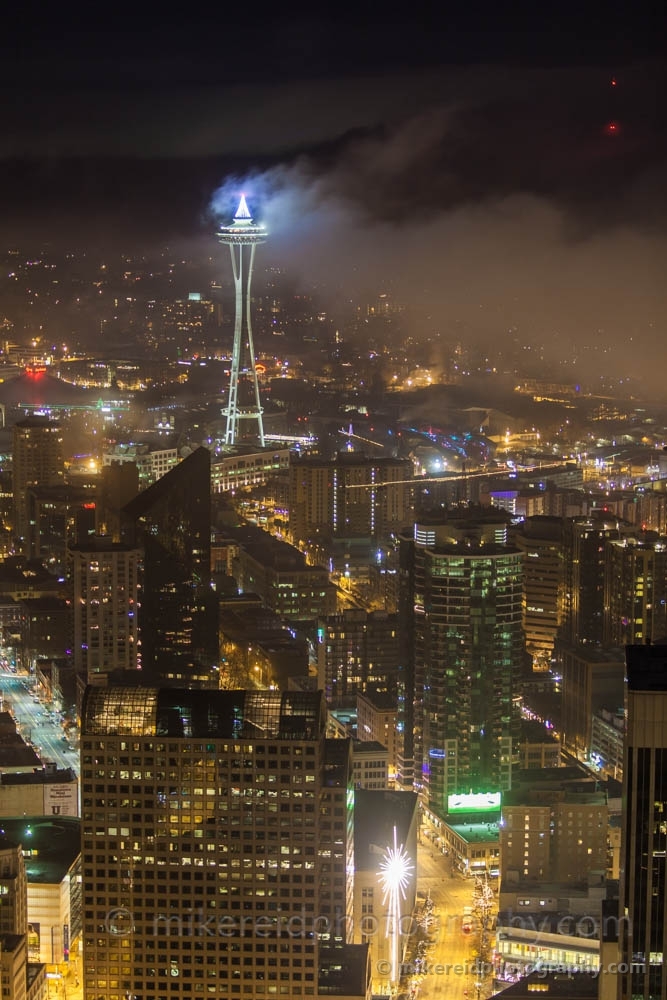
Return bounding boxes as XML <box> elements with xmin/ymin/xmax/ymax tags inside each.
<box><xmin>18</xmin><ymin>596</ymin><xmax>69</xmax><ymax>612</ymax></box>
<box><xmin>503</xmin><ymin>787</ymin><xmax>607</xmax><ymax>807</ymax></box>
<box><xmin>0</xmin><ymin>933</ymin><xmax>24</xmax><ymax>953</ymax></box>
<box><xmin>220</xmin><ymin>603</ymin><xmax>307</xmax><ymax>657</ymax></box>
<box><xmin>499</xmin><ymin>877</ymin><xmax>605</xmax><ymax>900</ymax></box>
<box><xmin>83</xmin><ymin>687</ymin><xmax>327</xmax><ymax>740</ymax></box>
<box><xmin>356</xmin><ymin>689</ymin><xmax>397</xmax><ymax>712</ymax></box>
<box><xmin>516</xmin><ymin>515</ymin><xmax>564</xmax><ymax>538</ymax></box>
<box><xmin>26</xmin><ymin>484</ymin><xmax>91</xmax><ymax>502</ymax></box>
<box><xmin>562</xmin><ymin>645</ymin><xmax>626</xmax><ymax>665</ymax></box>
<box><xmin>497</xmin><ymin>910</ymin><xmax>602</xmax><ymax>944</ymax></box>
<box><xmin>352</xmin><ymin>740</ymin><xmax>387</xmax><ymax>754</ymax></box>
<box><xmin>446</xmin><ymin>820</ymin><xmax>500</xmax><ymax>844</ymax></box>
<box><xmin>27</xmin><ymin>963</ymin><xmax>46</xmax><ymax>990</ymax></box>
<box><xmin>0</xmin><ymin>818</ymin><xmax>80</xmax><ymax>883</ymax></box>
<box><xmin>494</xmin><ymin>971</ymin><xmax>598</xmax><ymax>999</ymax></box>
<box><xmin>415</xmin><ymin>505</ymin><xmax>512</xmax><ymax>527</ymax></box>
<box><xmin>511</xmin><ymin>766</ymin><xmax>596</xmax><ymax>789</ymax></box>
<box><xmin>121</xmin><ymin>445</ymin><xmax>209</xmax><ymax>521</ymax></box>
<box><xmin>626</xmin><ymin>643</ymin><xmax>667</xmax><ymax>691</ymax></box>
<box><xmin>0</xmin><ymin>766</ymin><xmax>76</xmax><ymax>786</ymax></box>
<box><xmin>226</xmin><ymin>524</ymin><xmax>327</xmax><ymax>574</ymax></box>
<box><xmin>67</xmin><ymin>538</ymin><xmax>139</xmax><ymax>553</ymax></box>
<box><xmin>520</xmin><ymin>719</ymin><xmax>559</xmax><ymax>744</ymax></box>
<box><xmin>0</xmin><ymin>559</ymin><xmax>63</xmax><ymax>589</ymax></box>
<box><xmin>0</xmin><ymin>741</ymin><xmax>42</xmax><ymax>770</ymax></box>
<box><xmin>318</xmin><ymin>944</ymin><xmax>369</xmax><ymax>997</ymax></box>
<box><xmin>0</xmin><ymin>712</ymin><xmax>17</xmax><ymax>737</ymax></box>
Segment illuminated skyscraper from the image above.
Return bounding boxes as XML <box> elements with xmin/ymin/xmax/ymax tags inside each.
<box><xmin>398</xmin><ymin>518</ymin><xmax>523</xmax><ymax>810</ymax></box>
<box><xmin>81</xmin><ymin>687</ymin><xmax>366</xmax><ymax>1000</ymax></box>
<box><xmin>218</xmin><ymin>194</ymin><xmax>266</xmax><ymax>447</ymax></box>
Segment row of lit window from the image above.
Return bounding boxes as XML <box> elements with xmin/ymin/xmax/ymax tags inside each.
<box><xmin>83</xmin><ymin>742</ymin><xmax>317</xmax><ymax>755</ymax></box>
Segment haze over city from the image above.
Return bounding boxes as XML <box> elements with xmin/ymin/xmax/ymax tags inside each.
<box><xmin>0</xmin><ymin>7</ymin><xmax>665</xmax><ymax>388</ymax></box>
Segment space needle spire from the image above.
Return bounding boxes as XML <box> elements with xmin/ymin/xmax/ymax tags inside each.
<box><xmin>217</xmin><ymin>194</ymin><xmax>267</xmax><ymax>446</ymax></box>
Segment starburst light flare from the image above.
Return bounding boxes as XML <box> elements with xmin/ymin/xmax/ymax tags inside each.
<box><xmin>378</xmin><ymin>826</ymin><xmax>414</xmax><ymax>985</ymax></box>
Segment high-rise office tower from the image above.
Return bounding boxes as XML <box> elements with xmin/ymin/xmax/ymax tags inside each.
<box><xmin>398</xmin><ymin>518</ymin><xmax>523</xmax><ymax>813</ymax></box>
<box><xmin>69</xmin><ymin>537</ymin><xmax>141</xmax><ymax>683</ymax></box>
<box><xmin>217</xmin><ymin>195</ymin><xmax>266</xmax><ymax>447</ymax></box>
<box><xmin>121</xmin><ymin>447</ymin><xmax>218</xmax><ymax>684</ymax></box>
<box><xmin>81</xmin><ymin>687</ymin><xmax>365</xmax><ymax>1000</ymax></box>
<box><xmin>12</xmin><ymin>416</ymin><xmax>64</xmax><ymax>550</ymax></box>
<box><xmin>620</xmin><ymin>644</ymin><xmax>667</xmax><ymax>1000</ymax></box>
<box><xmin>513</xmin><ymin>516</ymin><xmax>564</xmax><ymax>669</ymax></box>
<box><xmin>604</xmin><ymin>534</ymin><xmax>667</xmax><ymax>646</ymax></box>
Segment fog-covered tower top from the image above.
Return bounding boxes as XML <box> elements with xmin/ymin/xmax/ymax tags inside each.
<box><xmin>217</xmin><ymin>194</ymin><xmax>267</xmax><ymax>446</ymax></box>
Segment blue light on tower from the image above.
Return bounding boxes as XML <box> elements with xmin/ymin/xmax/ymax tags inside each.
<box><xmin>217</xmin><ymin>194</ymin><xmax>267</xmax><ymax>447</ymax></box>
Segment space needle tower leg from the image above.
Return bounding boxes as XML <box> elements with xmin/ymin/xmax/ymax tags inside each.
<box><xmin>225</xmin><ymin>243</ymin><xmax>243</xmax><ymax>445</ymax></box>
<box><xmin>244</xmin><ymin>243</ymin><xmax>265</xmax><ymax>446</ymax></box>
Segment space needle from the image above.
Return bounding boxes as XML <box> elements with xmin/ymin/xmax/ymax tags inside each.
<box><xmin>217</xmin><ymin>194</ymin><xmax>267</xmax><ymax>447</ymax></box>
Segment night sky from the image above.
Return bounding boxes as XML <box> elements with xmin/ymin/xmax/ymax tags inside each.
<box><xmin>0</xmin><ymin>4</ymin><xmax>665</xmax><ymax>385</ymax></box>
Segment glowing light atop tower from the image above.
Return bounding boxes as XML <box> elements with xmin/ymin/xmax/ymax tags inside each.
<box><xmin>234</xmin><ymin>194</ymin><xmax>252</xmax><ymax>221</ymax></box>
<box><xmin>378</xmin><ymin>826</ymin><xmax>413</xmax><ymax>985</ymax></box>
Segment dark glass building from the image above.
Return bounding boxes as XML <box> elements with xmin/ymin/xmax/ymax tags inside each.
<box><xmin>121</xmin><ymin>446</ymin><xmax>218</xmax><ymax>684</ymax></box>
<box><xmin>621</xmin><ymin>644</ymin><xmax>667</xmax><ymax>1000</ymax></box>
<box><xmin>562</xmin><ymin>514</ymin><xmax>632</xmax><ymax>646</ymax></box>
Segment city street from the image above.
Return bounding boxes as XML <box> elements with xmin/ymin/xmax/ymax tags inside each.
<box><xmin>413</xmin><ymin>837</ymin><xmax>497</xmax><ymax>1000</ymax></box>
<box><xmin>0</xmin><ymin>673</ymin><xmax>77</xmax><ymax>773</ymax></box>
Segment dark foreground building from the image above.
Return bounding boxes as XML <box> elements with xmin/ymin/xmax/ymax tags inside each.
<box><xmin>122</xmin><ymin>447</ymin><xmax>218</xmax><ymax>684</ymax></box>
<box><xmin>620</xmin><ymin>643</ymin><xmax>667</xmax><ymax>1000</ymax></box>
